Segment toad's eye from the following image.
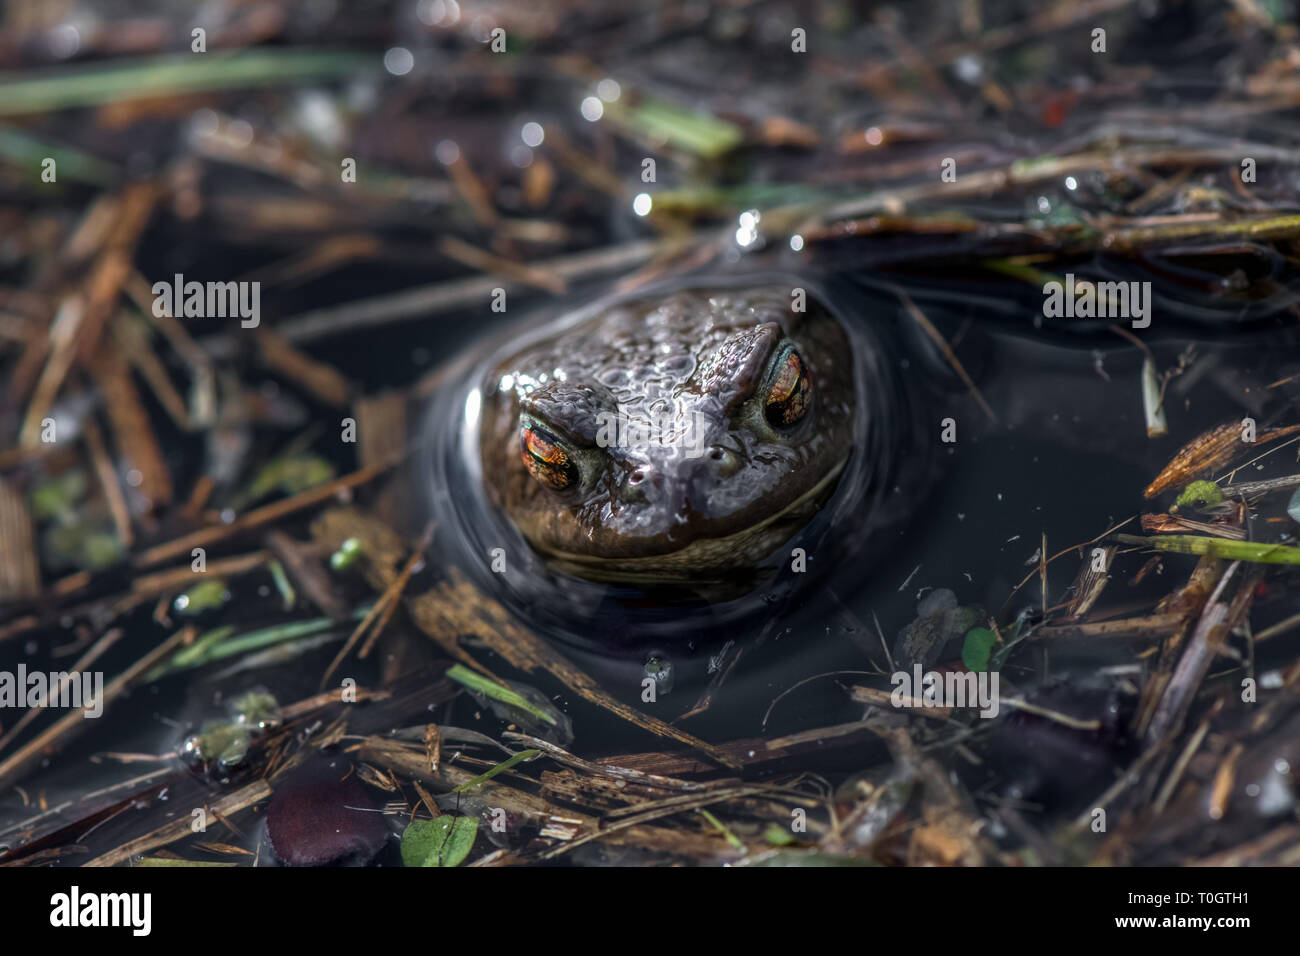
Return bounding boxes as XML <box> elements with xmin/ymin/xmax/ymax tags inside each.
<box><xmin>520</xmin><ymin>423</ymin><xmax>578</xmax><ymax>491</ymax></box>
<box><xmin>764</xmin><ymin>347</ymin><xmax>812</xmax><ymax>427</ymax></box>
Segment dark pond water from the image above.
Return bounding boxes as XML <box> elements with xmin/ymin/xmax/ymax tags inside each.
<box><xmin>4</xmin><ymin>0</ymin><xmax>1300</xmax><ymax>865</ymax></box>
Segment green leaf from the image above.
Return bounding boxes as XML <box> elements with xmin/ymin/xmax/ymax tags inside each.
<box><xmin>738</xmin><ymin>849</ymin><xmax>878</xmax><ymax>867</ymax></box>
<box><xmin>241</xmin><ymin>454</ymin><xmax>335</xmax><ymax>508</ymax></box>
<box><xmin>133</xmin><ymin>858</ymin><xmax>238</xmax><ymax>867</ymax></box>
<box><xmin>1176</xmin><ymin>480</ymin><xmax>1224</xmax><ymax>513</ymax></box>
<box><xmin>601</xmin><ymin>95</ymin><xmax>743</xmax><ymax>159</ymax></box>
<box><xmin>267</xmin><ymin>559</ymin><xmax>296</xmax><ymax>610</ymax></box>
<box><xmin>446</xmin><ymin>664</ymin><xmax>558</xmax><ymax>727</ymax></box>
<box><xmin>763</xmin><ymin>823</ymin><xmax>797</xmax><ymax>846</ymax></box>
<box><xmin>961</xmin><ymin>627</ymin><xmax>998</xmax><ymax>673</ymax></box>
<box><xmin>697</xmin><ymin>808</ymin><xmax>744</xmax><ymax>850</ymax></box>
<box><xmin>452</xmin><ymin>749</ymin><xmax>540</xmax><ymax>793</ymax></box>
<box><xmin>28</xmin><ymin>469</ymin><xmax>88</xmax><ymax>520</ymax></box>
<box><xmin>0</xmin><ymin>125</ymin><xmax>120</xmax><ymax>185</ymax></box>
<box><xmin>989</xmin><ymin>610</ymin><xmax>1032</xmax><ymax>671</ymax></box>
<box><xmin>173</xmin><ymin>577</ymin><xmax>230</xmax><ymax>616</ymax></box>
<box><xmin>0</xmin><ymin>51</ymin><xmax>373</xmax><ymax>118</ymax></box>
<box><xmin>401</xmin><ymin>817</ymin><xmax>478</xmax><ymax>867</ymax></box>
<box><xmin>146</xmin><ymin>609</ymin><xmax>369</xmax><ymax>682</ymax></box>
<box><xmin>1114</xmin><ymin>533</ymin><xmax>1300</xmax><ymax>565</ymax></box>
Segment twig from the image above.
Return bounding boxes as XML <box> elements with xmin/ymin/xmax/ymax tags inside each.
<box><xmin>894</xmin><ymin>287</ymin><xmax>998</xmax><ymax>424</ymax></box>
<box><xmin>134</xmin><ymin>460</ymin><xmax>397</xmax><ymax>567</ymax></box>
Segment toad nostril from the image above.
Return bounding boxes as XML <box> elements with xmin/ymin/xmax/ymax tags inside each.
<box><xmin>630</xmin><ymin>469</ymin><xmax>645</xmax><ymax>485</ymax></box>
<box><xmin>707</xmin><ymin>446</ymin><xmax>742</xmax><ymax>478</ymax></box>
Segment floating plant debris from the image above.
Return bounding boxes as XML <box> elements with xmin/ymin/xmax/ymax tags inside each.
<box><xmin>446</xmin><ymin>665</ymin><xmax>573</xmax><ymax>747</ymax></box>
<box><xmin>181</xmin><ymin>721</ymin><xmax>251</xmax><ymax>776</ymax></box>
<box><xmin>1144</xmin><ymin>422</ymin><xmax>1300</xmax><ymax>499</ymax></box>
<box><xmin>265</xmin><ymin>759</ymin><xmax>391</xmax><ymax>867</ymax></box>
<box><xmin>399</xmin><ymin>817</ymin><xmax>478</xmax><ymax>868</ymax></box>
<box><xmin>0</xmin><ymin>0</ymin><xmax>1298</xmax><ymax>893</ymax></box>
<box><xmin>893</xmin><ymin>589</ymin><xmax>983</xmax><ymax>669</ymax></box>
<box><xmin>172</xmin><ymin>578</ymin><xmax>231</xmax><ymax>616</ymax></box>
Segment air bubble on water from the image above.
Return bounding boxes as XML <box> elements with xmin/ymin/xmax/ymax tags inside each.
<box><xmin>596</xmin><ymin>79</ymin><xmax>621</xmax><ymax>102</ymax></box>
<box><xmin>434</xmin><ymin>139</ymin><xmax>461</xmax><ymax>165</ymax></box>
<box><xmin>297</xmin><ymin>91</ymin><xmax>346</xmax><ymax>150</ymax></box>
<box><xmin>383</xmin><ymin>47</ymin><xmax>415</xmax><ymax>76</ymax></box>
<box><xmin>418</xmin><ymin>0</ymin><xmax>461</xmax><ymax>27</ymax></box>
<box><xmin>580</xmin><ymin>96</ymin><xmax>604</xmax><ymax>122</ymax></box>
<box><xmin>520</xmin><ymin>121</ymin><xmax>545</xmax><ymax>147</ymax></box>
<box><xmin>632</xmin><ymin>193</ymin><xmax>652</xmax><ymax>216</ymax></box>
<box><xmin>953</xmin><ymin>55</ymin><xmax>982</xmax><ymax>84</ymax></box>
<box><xmin>47</xmin><ymin>24</ymin><xmax>82</xmax><ymax>59</ymax></box>
<box><xmin>735</xmin><ymin>209</ymin><xmax>761</xmax><ymax>247</ymax></box>
<box><xmin>469</xmin><ymin>16</ymin><xmax>495</xmax><ymax>43</ymax></box>
<box><xmin>190</xmin><ymin>108</ymin><xmax>220</xmax><ymax>138</ymax></box>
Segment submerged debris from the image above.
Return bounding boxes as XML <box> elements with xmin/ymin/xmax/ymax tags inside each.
<box><xmin>181</xmin><ymin>721</ymin><xmax>251</xmax><ymax>777</ymax></box>
<box><xmin>892</xmin><ymin>589</ymin><xmax>983</xmax><ymax>668</ymax></box>
<box><xmin>1144</xmin><ymin>422</ymin><xmax>1300</xmax><ymax>499</ymax></box>
<box><xmin>447</xmin><ymin>664</ymin><xmax>574</xmax><ymax>747</ymax></box>
<box><xmin>266</xmin><ymin>759</ymin><xmax>392</xmax><ymax>867</ymax></box>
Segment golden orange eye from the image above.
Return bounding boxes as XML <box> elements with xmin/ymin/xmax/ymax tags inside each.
<box><xmin>765</xmin><ymin>349</ymin><xmax>811</xmax><ymax>427</ymax></box>
<box><xmin>520</xmin><ymin>424</ymin><xmax>578</xmax><ymax>491</ymax></box>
